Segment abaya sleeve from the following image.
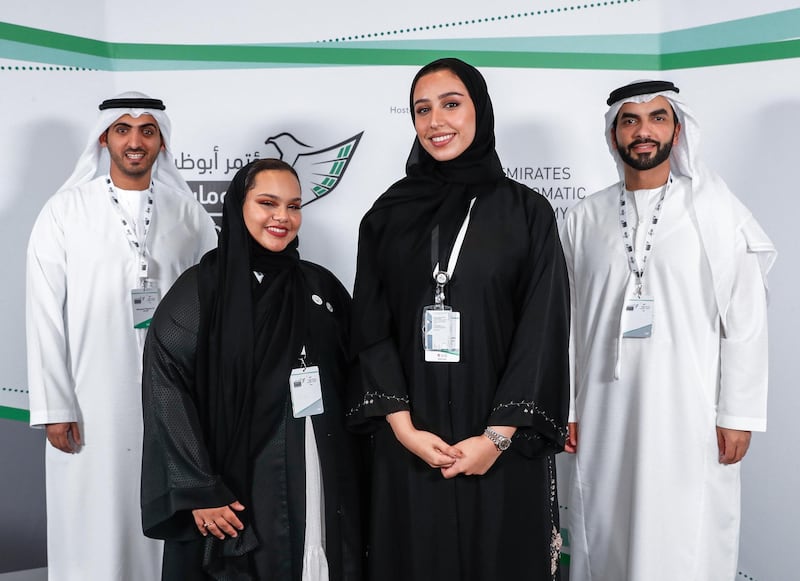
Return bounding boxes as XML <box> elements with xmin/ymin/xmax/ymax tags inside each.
<box><xmin>347</xmin><ymin>215</ymin><xmax>411</xmax><ymax>428</ymax></box>
<box><xmin>486</xmin><ymin>193</ymin><xmax>570</xmax><ymax>452</ymax></box>
<box><xmin>141</xmin><ymin>266</ymin><xmax>237</xmax><ymax>540</ymax></box>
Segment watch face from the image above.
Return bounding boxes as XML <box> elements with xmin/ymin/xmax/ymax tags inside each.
<box><xmin>498</xmin><ymin>438</ymin><xmax>511</xmax><ymax>451</ymax></box>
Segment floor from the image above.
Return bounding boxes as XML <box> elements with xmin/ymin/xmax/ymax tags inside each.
<box><xmin>0</xmin><ymin>569</ymin><xmax>46</xmax><ymax>581</ymax></box>
<box><xmin>0</xmin><ymin>563</ymin><xmax>570</xmax><ymax>580</ymax></box>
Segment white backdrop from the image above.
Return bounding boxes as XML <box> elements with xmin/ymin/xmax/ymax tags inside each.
<box><xmin>1</xmin><ymin>1</ymin><xmax>798</xmax><ymax>578</ymax></box>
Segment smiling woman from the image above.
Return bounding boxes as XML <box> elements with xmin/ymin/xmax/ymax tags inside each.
<box><xmin>141</xmin><ymin>158</ymin><xmax>364</xmax><ymax>580</ymax></box>
<box><xmin>348</xmin><ymin>58</ymin><xmax>571</xmax><ymax>581</ymax></box>
<box><xmin>242</xmin><ymin>162</ymin><xmax>303</xmax><ymax>253</ymax></box>
<box><xmin>411</xmin><ymin>69</ymin><xmax>476</xmax><ymax>162</ymax></box>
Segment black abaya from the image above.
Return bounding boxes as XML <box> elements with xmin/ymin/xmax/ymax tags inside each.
<box><xmin>142</xmin><ymin>264</ymin><xmax>363</xmax><ymax>580</ymax></box>
<box><xmin>141</xmin><ymin>160</ymin><xmax>363</xmax><ymax>581</ymax></box>
<box><xmin>348</xmin><ymin>58</ymin><xmax>570</xmax><ymax>581</ymax></box>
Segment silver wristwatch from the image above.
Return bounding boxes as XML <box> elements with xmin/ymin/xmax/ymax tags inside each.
<box><xmin>483</xmin><ymin>427</ymin><xmax>511</xmax><ymax>451</ymax></box>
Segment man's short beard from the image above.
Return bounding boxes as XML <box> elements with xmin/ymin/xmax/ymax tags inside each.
<box><xmin>617</xmin><ymin>135</ymin><xmax>674</xmax><ymax>171</ymax></box>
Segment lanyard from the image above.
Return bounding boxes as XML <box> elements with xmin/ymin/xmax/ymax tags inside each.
<box><xmin>618</xmin><ymin>176</ymin><xmax>671</xmax><ymax>297</ymax></box>
<box><xmin>431</xmin><ymin>197</ymin><xmax>476</xmax><ymax>307</ymax></box>
<box><xmin>106</xmin><ymin>176</ymin><xmax>154</xmax><ymax>287</ymax></box>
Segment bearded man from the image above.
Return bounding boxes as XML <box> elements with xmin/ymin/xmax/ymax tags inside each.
<box><xmin>561</xmin><ymin>80</ymin><xmax>776</xmax><ymax>581</ymax></box>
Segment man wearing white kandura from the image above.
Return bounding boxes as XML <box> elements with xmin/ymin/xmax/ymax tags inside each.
<box><xmin>562</xmin><ymin>80</ymin><xmax>776</xmax><ymax>581</ymax></box>
<box><xmin>26</xmin><ymin>92</ymin><xmax>217</xmax><ymax>581</ymax></box>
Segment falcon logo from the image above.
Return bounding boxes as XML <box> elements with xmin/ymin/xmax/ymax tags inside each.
<box><xmin>264</xmin><ymin>131</ymin><xmax>363</xmax><ymax>206</ymax></box>
<box><xmin>187</xmin><ymin>130</ymin><xmax>364</xmax><ymax>228</ymax></box>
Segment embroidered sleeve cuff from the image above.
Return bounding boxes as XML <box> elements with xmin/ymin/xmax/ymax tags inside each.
<box><xmin>489</xmin><ymin>400</ymin><xmax>563</xmax><ymax>431</ymax></box>
<box><xmin>346</xmin><ymin>391</ymin><xmax>410</xmax><ymax>419</ymax></box>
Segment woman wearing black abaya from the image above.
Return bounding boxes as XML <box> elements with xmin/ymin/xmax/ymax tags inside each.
<box><xmin>348</xmin><ymin>58</ymin><xmax>569</xmax><ymax>580</ymax></box>
<box><xmin>141</xmin><ymin>159</ymin><xmax>363</xmax><ymax>580</ymax></box>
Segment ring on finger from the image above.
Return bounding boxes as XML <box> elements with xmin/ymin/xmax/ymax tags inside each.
<box><xmin>203</xmin><ymin>522</ymin><xmax>214</xmax><ymax>528</ymax></box>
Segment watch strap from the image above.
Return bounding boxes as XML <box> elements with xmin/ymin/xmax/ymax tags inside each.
<box><xmin>483</xmin><ymin>427</ymin><xmax>511</xmax><ymax>451</ymax></box>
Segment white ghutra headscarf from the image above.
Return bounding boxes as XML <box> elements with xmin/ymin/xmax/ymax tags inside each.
<box><xmin>58</xmin><ymin>91</ymin><xmax>192</xmax><ymax>197</ymax></box>
<box><xmin>605</xmin><ymin>80</ymin><xmax>776</xmax><ymax>325</ymax></box>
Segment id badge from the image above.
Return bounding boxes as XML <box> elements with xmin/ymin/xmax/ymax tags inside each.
<box><xmin>422</xmin><ymin>306</ymin><xmax>461</xmax><ymax>362</ymax></box>
<box><xmin>622</xmin><ymin>296</ymin><xmax>654</xmax><ymax>338</ymax></box>
<box><xmin>289</xmin><ymin>366</ymin><xmax>324</xmax><ymax>418</ymax></box>
<box><xmin>131</xmin><ymin>288</ymin><xmax>161</xmax><ymax>329</ymax></box>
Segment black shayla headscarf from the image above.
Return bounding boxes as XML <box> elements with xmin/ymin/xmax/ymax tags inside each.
<box><xmin>351</xmin><ymin>57</ymin><xmax>506</xmax><ymax>367</ymax></box>
<box><xmin>405</xmin><ymin>57</ymin><xmax>504</xmax><ymax>186</ymax></box>
<box><xmin>194</xmin><ymin>161</ymin><xmax>306</xmax><ymax>576</ymax></box>
<box><xmin>371</xmin><ymin>58</ymin><xmax>505</xmax><ymax>263</ymax></box>
<box><xmin>373</xmin><ymin>58</ymin><xmax>504</xmax><ymax>218</ymax></box>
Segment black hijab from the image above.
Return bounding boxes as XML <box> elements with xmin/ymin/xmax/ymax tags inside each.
<box><xmin>405</xmin><ymin>58</ymin><xmax>504</xmax><ymax>186</ymax></box>
<box><xmin>352</xmin><ymin>58</ymin><xmax>506</xmax><ymax>357</ymax></box>
<box><xmin>370</xmin><ymin>58</ymin><xmax>504</xmax><ymax>217</ymax></box>
<box><xmin>194</xmin><ymin>160</ymin><xmax>307</xmax><ymax>575</ymax></box>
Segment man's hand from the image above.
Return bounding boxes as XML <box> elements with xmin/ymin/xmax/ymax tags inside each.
<box><xmin>46</xmin><ymin>422</ymin><xmax>82</xmax><ymax>453</ymax></box>
<box><xmin>717</xmin><ymin>427</ymin><xmax>751</xmax><ymax>464</ymax></box>
<box><xmin>564</xmin><ymin>422</ymin><xmax>578</xmax><ymax>454</ymax></box>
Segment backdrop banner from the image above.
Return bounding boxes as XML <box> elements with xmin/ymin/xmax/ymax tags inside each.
<box><xmin>1</xmin><ymin>1</ymin><xmax>797</xmax><ymax>578</ymax></box>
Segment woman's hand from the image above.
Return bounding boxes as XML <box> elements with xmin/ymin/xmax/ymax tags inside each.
<box><xmin>441</xmin><ymin>426</ymin><xmax>516</xmax><ymax>479</ymax></box>
<box><xmin>192</xmin><ymin>501</ymin><xmax>246</xmax><ymax>539</ymax></box>
<box><xmin>440</xmin><ymin>435</ymin><xmax>499</xmax><ymax>478</ymax></box>
<box><xmin>387</xmin><ymin>411</ymin><xmax>463</xmax><ymax>469</ymax></box>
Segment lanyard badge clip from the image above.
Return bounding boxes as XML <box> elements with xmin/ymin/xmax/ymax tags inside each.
<box><xmin>433</xmin><ymin>271</ymin><xmax>449</xmax><ymax>308</ymax></box>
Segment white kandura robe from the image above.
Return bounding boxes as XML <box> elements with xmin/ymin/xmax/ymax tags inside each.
<box><xmin>562</xmin><ymin>175</ymin><xmax>770</xmax><ymax>581</ymax></box>
<box><xmin>27</xmin><ymin>176</ymin><xmax>218</xmax><ymax>581</ymax></box>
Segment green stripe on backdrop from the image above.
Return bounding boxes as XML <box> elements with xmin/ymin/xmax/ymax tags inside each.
<box><xmin>1</xmin><ymin>9</ymin><xmax>800</xmax><ymax>71</ymax></box>
<box><xmin>0</xmin><ymin>405</ymin><xmax>29</xmax><ymax>423</ymax></box>
<box><xmin>661</xmin><ymin>39</ymin><xmax>800</xmax><ymax>69</ymax></box>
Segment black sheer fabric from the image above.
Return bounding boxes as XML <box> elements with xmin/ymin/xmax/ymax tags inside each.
<box><xmin>142</xmin><ymin>162</ymin><xmax>363</xmax><ymax>580</ymax></box>
<box><xmin>348</xmin><ymin>58</ymin><xmax>570</xmax><ymax>580</ymax></box>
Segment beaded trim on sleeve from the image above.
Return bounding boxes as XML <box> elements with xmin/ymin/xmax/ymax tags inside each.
<box><xmin>547</xmin><ymin>455</ymin><xmax>562</xmax><ymax>577</ymax></box>
<box><xmin>491</xmin><ymin>400</ymin><xmax>567</xmax><ymax>438</ymax></box>
<box><xmin>346</xmin><ymin>391</ymin><xmax>410</xmax><ymax>417</ymax></box>
<box><xmin>512</xmin><ymin>431</ymin><xmax>542</xmax><ymax>442</ymax></box>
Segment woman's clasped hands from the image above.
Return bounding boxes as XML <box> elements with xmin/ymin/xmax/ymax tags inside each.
<box><xmin>387</xmin><ymin>411</ymin><xmax>514</xmax><ymax>479</ymax></box>
<box><xmin>192</xmin><ymin>501</ymin><xmax>246</xmax><ymax>540</ymax></box>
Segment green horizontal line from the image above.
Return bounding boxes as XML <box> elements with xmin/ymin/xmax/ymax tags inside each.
<box><xmin>660</xmin><ymin>8</ymin><xmax>800</xmax><ymax>53</ymax></box>
<box><xmin>0</xmin><ymin>405</ymin><xmax>29</xmax><ymax>423</ymax></box>
<box><xmin>661</xmin><ymin>39</ymin><xmax>800</xmax><ymax>69</ymax></box>
<box><xmin>0</xmin><ymin>21</ymin><xmax>107</xmax><ymax>57</ymax></box>
<box><xmin>1</xmin><ymin>21</ymin><xmax>799</xmax><ymax>71</ymax></box>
